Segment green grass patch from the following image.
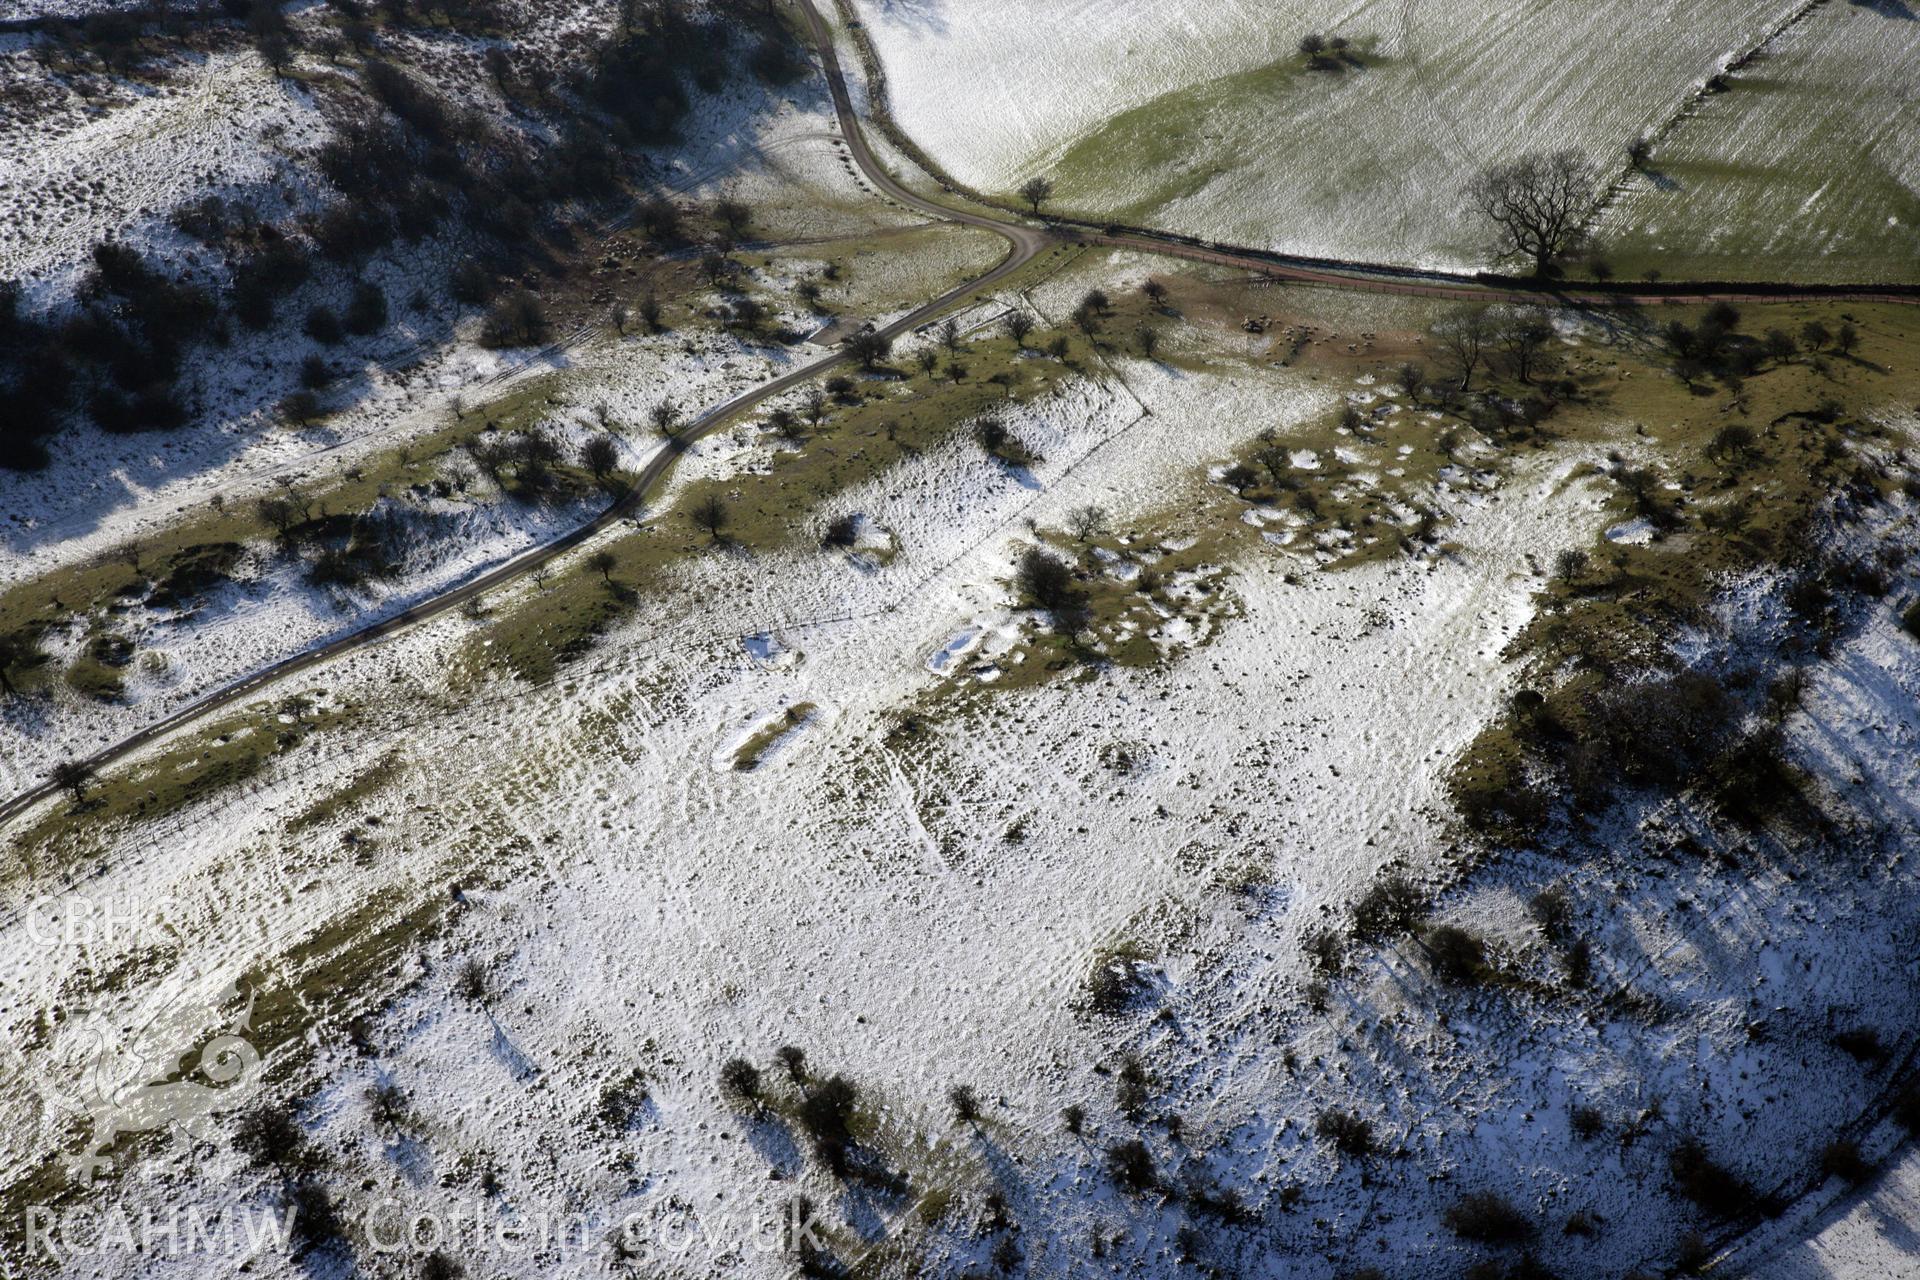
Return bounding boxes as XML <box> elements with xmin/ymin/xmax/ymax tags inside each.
<box><xmin>1596</xmin><ymin>4</ymin><xmax>1920</xmax><ymax>284</ymax></box>
<box><xmin>1444</xmin><ymin>299</ymin><xmax>1920</xmax><ymax>835</ymax></box>
<box><xmin>1047</xmin><ymin>39</ymin><xmax>1388</xmax><ymax>226</ymax></box>
<box><xmin>286</xmin><ymin>748</ymin><xmax>403</xmax><ymax>831</ymax></box>
<box><xmin>10</xmin><ymin>691</ymin><xmax>360</xmax><ymax>875</ymax></box>
<box><xmin>469</xmin><ymin>560</ymin><xmax>651</xmax><ymax>687</ymax></box>
<box><xmin>462</xmin><ymin>321</ymin><xmax>1082</xmax><ymax>686</ymax></box>
<box><xmin>733</xmin><ymin>702</ymin><xmax>817</xmax><ymax>770</ymax></box>
<box><xmin>64</xmin><ymin>653</ymin><xmax>127</xmax><ymax>702</ymax></box>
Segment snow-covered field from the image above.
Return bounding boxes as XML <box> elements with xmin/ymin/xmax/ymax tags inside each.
<box><xmin>0</xmin><ymin>50</ymin><xmax>323</xmax><ymax>296</ymax></box>
<box><xmin>1749</xmin><ymin>1147</ymin><xmax>1920</xmax><ymax>1278</ymax></box>
<box><xmin>846</xmin><ymin>0</ymin><xmax>1811</xmax><ymax>269</ymax></box>
<box><xmin>0</xmin><ymin>329</ymin><xmax>1571</xmax><ymax>1269</ymax></box>
<box><xmin>0</xmin><ymin>60</ymin><xmax>1008</xmax><ymax>796</ymax></box>
<box><xmin>8</xmin><ymin>5</ymin><xmax>1920</xmax><ymax>1277</ymax></box>
<box><xmin>1596</xmin><ymin>0</ymin><xmax>1920</xmax><ymax>282</ymax></box>
<box><xmin>23</xmin><ymin>283</ymin><xmax>1920</xmax><ymax>1274</ymax></box>
<box><xmin>0</xmin><ymin>53</ymin><xmax>866</xmax><ymax>574</ymax></box>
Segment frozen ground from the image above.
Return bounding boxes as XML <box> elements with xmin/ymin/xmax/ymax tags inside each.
<box><xmin>0</xmin><ymin>67</ymin><xmax>1006</xmax><ymax>796</ymax></box>
<box><xmin>0</xmin><ymin>309</ymin><xmax>1724</xmax><ymax>1276</ymax></box>
<box><xmin>0</xmin><ymin>49</ymin><xmax>323</xmax><ymax>296</ymax></box>
<box><xmin>0</xmin><ymin>59</ymin><xmax>871</xmax><ymax>576</ymax></box>
<box><xmin>5</xmin><ymin>8</ymin><xmax>1920</xmax><ymax>1277</ymax></box>
<box><xmin>6</xmin><ymin>279</ymin><xmax>1920</xmax><ymax>1276</ymax></box>
<box><xmin>845</xmin><ymin>0</ymin><xmax>1807</xmax><ymax>270</ymax></box>
<box><xmin>0</xmin><ymin>233</ymin><xmax>995</xmax><ymax>795</ymax></box>
<box><xmin>1747</xmin><ymin>1148</ymin><xmax>1920</xmax><ymax>1278</ymax></box>
<box><xmin>1595</xmin><ymin>0</ymin><xmax>1920</xmax><ymax>283</ymax></box>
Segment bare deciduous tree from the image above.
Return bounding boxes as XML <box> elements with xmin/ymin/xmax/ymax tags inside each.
<box><xmin>1397</xmin><ymin>361</ymin><xmax>1426</xmax><ymax>402</ymax></box>
<box><xmin>690</xmin><ymin>494</ymin><xmax>729</xmax><ymax>541</ymax></box>
<box><xmin>768</xmin><ymin>408</ymin><xmax>802</xmax><ymax>442</ymax></box>
<box><xmin>713</xmin><ymin>197</ymin><xmax>752</xmax><ymax>246</ymax></box>
<box><xmin>650</xmin><ymin>399</ymin><xmax>680</xmax><ymax>437</ymax></box>
<box><xmin>1254</xmin><ymin>444</ymin><xmax>1291</xmax><ymax>487</ymax></box>
<box><xmin>719</xmin><ymin>1058</ymin><xmax>761</xmax><ymax>1103</ymax></box>
<box><xmin>1067</xmin><ymin>504</ymin><xmax>1110</xmax><ymax>543</ymax></box>
<box><xmin>1016</xmin><ymin>547</ymin><xmax>1083</xmax><ymax>629</ymax></box>
<box><xmin>1004</xmin><ymin>310</ymin><xmax>1035</xmax><ymax>347</ymax></box>
<box><xmin>776</xmin><ymin>1045</ymin><xmax>806</xmax><ymax>1082</ymax></box>
<box><xmin>1434</xmin><ymin>306</ymin><xmax>1494</xmax><ymax>391</ymax></box>
<box><xmin>1497</xmin><ymin>307</ymin><xmax>1555</xmax><ymax>384</ymax></box>
<box><xmin>258</xmin><ymin>495</ymin><xmax>303</xmax><ymax>542</ymax></box>
<box><xmin>1466</xmin><ymin>150</ymin><xmax>1597</xmax><ymax>276</ymax></box>
<box><xmin>1017</xmin><ymin>175</ymin><xmax>1054</xmax><ymax>215</ymax></box>
<box><xmin>847</xmin><ymin>329</ymin><xmax>892</xmax><ymax>371</ymax></box>
<box><xmin>0</xmin><ymin>633</ymin><xmax>24</xmax><ymax>698</ymax></box>
<box><xmin>50</xmin><ymin>759</ymin><xmax>93</xmax><ymax>803</ymax></box>
<box><xmin>582</xmin><ymin>434</ymin><xmax>620</xmax><ymax>482</ymax></box>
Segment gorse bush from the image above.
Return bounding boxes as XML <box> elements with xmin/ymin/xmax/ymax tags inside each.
<box><xmin>1106</xmin><ymin>1139</ymin><xmax>1155</xmax><ymax>1192</ymax></box>
<box><xmin>1444</xmin><ymin>1191</ymin><xmax>1534</xmax><ymax>1244</ymax></box>
<box><xmin>1423</xmin><ymin>924</ymin><xmax>1487</xmax><ymax>985</ymax></box>
<box><xmin>1352</xmin><ymin>874</ymin><xmax>1424</xmax><ymax>940</ymax></box>
<box><xmin>1016</xmin><ymin>547</ymin><xmax>1077</xmax><ymax>613</ymax></box>
<box><xmin>1669</xmin><ymin>1139</ymin><xmax>1759</xmax><ymax>1220</ymax></box>
<box><xmin>719</xmin><ymin>1057</ymin><xmax>761</xmax><ymax>1102</ymax></box>
<box><xmin>1314</xmin><ymin>1108</ymin><xmax>1374</xmax><ymax>1158</ymax></box>
<box><xmin>480</xmin><ymin>291</ymin><xmax>550</xmax><ymax>348</ymax></box>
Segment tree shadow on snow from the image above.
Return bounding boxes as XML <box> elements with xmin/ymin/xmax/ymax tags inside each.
<box><xmin>744</xmin><ymin>1111</ymin><xmax>806</xmax><ymax>1177</ymax></box>
<box><xmin>1850</xmin><ymin>0</ymin><xmax>1917</xmax><ymax>20</ymax></box>
<box><xmin>867</xmin><ymin>0</ymin><xmax>950</xmax><ymax>35</ymax></box>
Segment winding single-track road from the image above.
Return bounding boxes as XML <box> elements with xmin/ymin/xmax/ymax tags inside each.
<box><xmin>0</xmin><ymin>6</ymin><xmax>1050</xmax><ymax>831</ymax></box>
<box><xmin>2</xmin><ymin>0</ymin><xmax>1914</xmax><ymax>829</ymax></box>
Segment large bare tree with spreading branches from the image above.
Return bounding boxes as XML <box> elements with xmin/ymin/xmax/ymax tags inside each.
<box><xmin>1466</xmin><ymin>151</ymin><xmax>1596</xmax><ymax>277</ymax></box>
